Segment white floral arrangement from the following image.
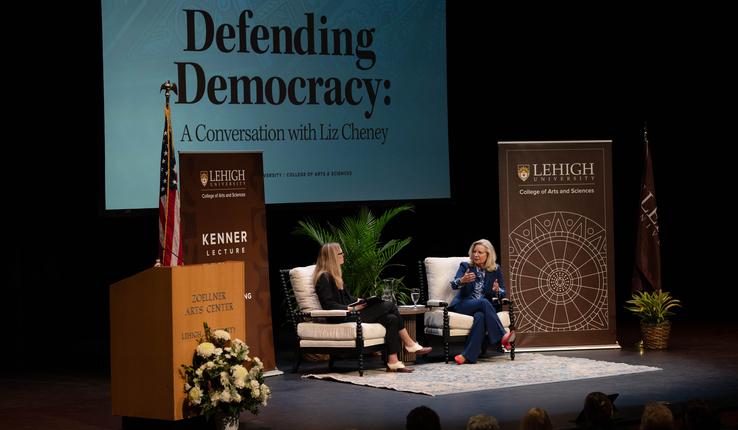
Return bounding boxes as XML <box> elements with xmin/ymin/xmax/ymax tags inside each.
<box><xmin>181</xmin><ymin>322</ymin><xmax>270</xmax><ymax>419</ymax></box>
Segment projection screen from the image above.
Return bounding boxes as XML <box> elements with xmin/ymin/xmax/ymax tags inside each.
<box><xmin>102</xmin><ymin>0</ymin><xmax>449</xmax><ymax>209</ymax></box>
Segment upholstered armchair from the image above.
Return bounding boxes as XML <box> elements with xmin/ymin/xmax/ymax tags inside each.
<box><xmin>419</xmin><ymin>257</ymin><xmax>515</xmax><ymax>362</ymax></box>
<box><xmin>279</xmin><ymin>265</ymin><xmax>387</xmax><ymax>376</ymax></box>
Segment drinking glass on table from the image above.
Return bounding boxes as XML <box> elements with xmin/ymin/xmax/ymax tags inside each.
<box><xmin>411</xmin><ymin>288</ymin><xmax>421</xmax><ymax>308</ymax></box>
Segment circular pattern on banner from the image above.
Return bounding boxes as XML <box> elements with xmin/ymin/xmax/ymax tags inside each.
<box><xmin>508</xmin><ymin>211</ymin><xmax>609</xmax><ymax>333</ymax></box>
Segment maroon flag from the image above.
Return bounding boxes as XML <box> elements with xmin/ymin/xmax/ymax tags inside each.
<box><xmin>632</xmin><ymin>128</ymin><xmax>660</xmax><ymax>291</ymax></box>
<box><xmin>158</xmin><ymin>102</ymin><xmax>182</xmax><ymax>266</ymax></box>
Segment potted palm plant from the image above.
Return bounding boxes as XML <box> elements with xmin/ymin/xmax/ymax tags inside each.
<box><xmin>625</xmin><ymin>289</ymin><xmax>681</xmax><ymax>349</ymax></box>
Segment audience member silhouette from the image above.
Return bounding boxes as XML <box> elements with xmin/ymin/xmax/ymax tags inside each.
<box><xmin>520</xmin><ymin>407</ymin><xmax>553</xmax><ymax>430</ymax></box>
<box><xmin>407</xmin><ymin>405</ymin><xmax>441</xmax><ymax>430</ymax></box>
<box><xmin>640</xmin><ymin>402</ymin><xmax>674</xmax><ymax>430</ymax></box>
<box><xmin>467</xmin><ymin>413</ymin><xmax>500</xmax><ymax>430</ymax></box>
<box><xmin>682</xmin><ymin>398</ymin><xmax>718</xmax><ymax>430</ymax></box>
<box><xmin>581</xmin><ymin>391</ymin><xmax>614</xmax><ymax>429</ymax></box>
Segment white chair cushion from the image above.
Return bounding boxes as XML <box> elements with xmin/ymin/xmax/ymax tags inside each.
<box><xmin>424</xmin><ymin>309</ymin><xmax>474</xmax><ymax>330</ymax></box>
<box><xmin>424</xmin><ymin>327</ymin><xmax>474</xmax><ymax>337</ymax></box>
<box><xmin>497</xmin><ymin>310</ymin><xmax>511</xmax><ymax>328</ymax></box>
<box><xmin>424</xmin><ymin>310</ymin><xmax>510</xmax><ymax>338</ymax></box>
<box><xmin>300</xmin><ymin>338</ymin><xmax>386</xmax><ymax>348</ymax></box>
<box><xmin>424</xmin><ymin>257</ymin><xmax>468</xmax><ymax>305</ymax></box>
<box><xmin>424</xmin><ymin>309</ymin><xmax>510</xmax><ymax>330</ymax></box>
<box><xmin>289</xmin><ymin>265</ymin><xmax>322</xmax><ymax>312</ymax></box>
<box><xmin>297</xmin><ymin>321</ymin><xmax>386</xmax><ymax>341</ymax></box>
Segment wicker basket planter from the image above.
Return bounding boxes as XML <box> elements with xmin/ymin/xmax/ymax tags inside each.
<box><xmin>627</xmin><ymin>290</ymin><xmax>680</xmax><ymax>350</ymax></box>
<box><xmin>641</xmin><ymin>321</ymin><xmax>671</xmax><ymax>349</ymax></box>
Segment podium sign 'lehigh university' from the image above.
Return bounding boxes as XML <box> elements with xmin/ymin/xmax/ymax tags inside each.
<box><xmin>498</xmin><ymin>141</ymin><xmax>617</xmax><ymax>349</ymax></box>
<box><xmin>179</xmin><ymin>152</ymin><xmax>277</xmax><ymax>371</ymax></box>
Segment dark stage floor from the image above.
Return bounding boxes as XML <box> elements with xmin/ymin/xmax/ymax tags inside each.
<box><xmin>2</xmin><ymin>319</ymin><xmax>737</xmax><ymax>430</ymax></box>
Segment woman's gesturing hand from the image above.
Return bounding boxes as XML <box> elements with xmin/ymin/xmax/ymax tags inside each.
<box><xmin>460</xmin><ymin>269</ymin><xmax>476</xmax><ymax>283</ymax></box>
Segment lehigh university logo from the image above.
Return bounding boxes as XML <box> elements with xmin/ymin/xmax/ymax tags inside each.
<box><xmin>517</xmin><ymin>164</ymin><xmax>530</xmax><ymax>181</ymax></box>
<box><xmin>200</xmin><ymin>171</ymin><xmax>209</xmax><ymax>187</ymax></box>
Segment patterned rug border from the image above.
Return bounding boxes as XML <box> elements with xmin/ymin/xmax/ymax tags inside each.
<box><xmin>302</xmin><ymin>353</ymin><xmax>661</xmax><ymax>396</ymax></box>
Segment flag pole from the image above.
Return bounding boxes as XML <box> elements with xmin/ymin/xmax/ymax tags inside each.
<box><xmin>160</xmin><ymin>80</ymin><xmax>176</xmax><ymax>250</ymax></box>
<box><xmin>158</xmin><ymin>80</ymin><xmax>179</xmax><ymax>266</ymax></box>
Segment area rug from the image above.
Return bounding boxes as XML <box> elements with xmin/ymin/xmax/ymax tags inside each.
<box><xmin>303</xmin><ymin>353</ymin><xmax>660</xmax><ymax>396</ymax></box>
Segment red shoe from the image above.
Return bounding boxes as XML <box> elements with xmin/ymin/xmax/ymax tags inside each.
<box><xmin>501</xmin><ymin>331</ymin><xmax>516</xmax><ymax>351</ymax></box>
<box><xmin>454</xmin><ymin>354</ymin><xmax>466</xmax><ymax>365</ymax></box>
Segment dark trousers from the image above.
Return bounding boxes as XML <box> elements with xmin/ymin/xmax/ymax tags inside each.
<box><xmin>360</xmin><ymin>301</ymin><xmax>402</xmax><ymax>355</ymax></box>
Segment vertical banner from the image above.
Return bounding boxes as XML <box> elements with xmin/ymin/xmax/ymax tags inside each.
<box><xmin>632</xmin><ymin>132</ymin><xmax>661</xmax><ymax>292</ymax></box>
<box><xmin>498</xmin><ymin>141</ymin><xmax>617</xmax><ymax>348</ymax></box>
<box><xmin>179</xmin><ymin>152</ymin><xmax>277</xmax><ymax>372</ymax></box>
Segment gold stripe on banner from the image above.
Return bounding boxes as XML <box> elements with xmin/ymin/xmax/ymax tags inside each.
<box><xmin>498</xmin><ymin>141</ymin><xmax>618</xmax><ymax>349</ymax></box>
<box><xmin>179</xmin><ymin>152</ymin><xmax>278</xmax><ymax>372</ymax></box>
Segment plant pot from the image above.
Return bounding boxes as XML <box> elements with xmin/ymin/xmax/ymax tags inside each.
<box><xmin>640</xmin><ymin>321</ymin><xmax>671</xmax><ymax>349</ymax></box>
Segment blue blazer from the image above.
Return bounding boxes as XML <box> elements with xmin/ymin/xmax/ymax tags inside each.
<box><xmin>448</xmin><ymin>261</ymin><xmax>506</xmax><ymax>310</ymax></box>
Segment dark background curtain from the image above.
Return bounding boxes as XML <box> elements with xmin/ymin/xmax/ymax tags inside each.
<box><xmin>9</xmin><ymin>3</ymin><xmax>730</xmax><ymax>369</ymax></box>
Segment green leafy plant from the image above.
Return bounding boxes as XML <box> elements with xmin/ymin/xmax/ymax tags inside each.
<box><xmin>625</xmin><ymin>290</ymin><xmax>681</xmax><ymax>324</ymax></box>
<box><xmin>294</xmin><ymin>204</ymin><xmax>413</xmax><ymax>301</ymax></box>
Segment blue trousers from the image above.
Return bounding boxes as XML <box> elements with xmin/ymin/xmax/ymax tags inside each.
<box><xmin>449</xmin><ymin>298</ymin><xmax>505</xmax><ymax>363</ymax></box>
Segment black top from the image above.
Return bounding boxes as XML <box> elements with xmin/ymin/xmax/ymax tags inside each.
<box><xmin>315</xmin><ymin>272</ymin><xmax>356</xmax><ymax>310</ymax></box>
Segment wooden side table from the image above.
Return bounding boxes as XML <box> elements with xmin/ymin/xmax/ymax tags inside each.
<box><xmin>398</xmin><ymin>305</ymin><xmax>429</xmax><ymax>362</ymax></box>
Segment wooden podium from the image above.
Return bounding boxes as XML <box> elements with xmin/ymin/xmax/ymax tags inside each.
<box><xmin>110</xmin><ymin>261</ymin><xmax>246</xmax><ymax>420</ymax></box>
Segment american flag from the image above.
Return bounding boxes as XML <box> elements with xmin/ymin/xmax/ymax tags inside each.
<box><xmin>159</xmin><ymin>104</ymin><xmax>183</xmax><ymax>266</ymax></box>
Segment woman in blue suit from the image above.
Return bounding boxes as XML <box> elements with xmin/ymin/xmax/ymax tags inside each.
<box><xmin>449</xmin><ymin>239</ymin><xmax>515</xmax><ymax>364</ymax></box>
